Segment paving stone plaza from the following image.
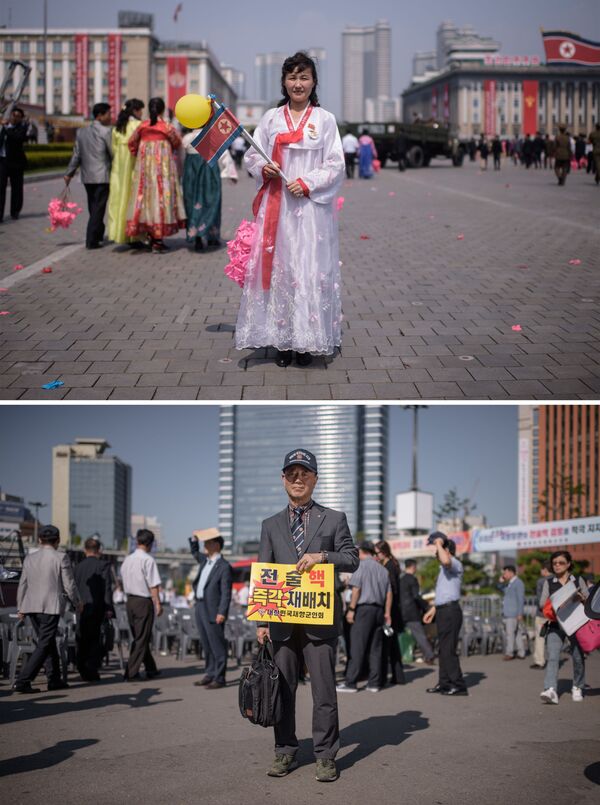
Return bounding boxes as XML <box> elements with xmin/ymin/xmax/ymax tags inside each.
<box><xmin>1</xmin><ymin>158</ymin><xmax>598</xmax><ymax>401</ymax></box>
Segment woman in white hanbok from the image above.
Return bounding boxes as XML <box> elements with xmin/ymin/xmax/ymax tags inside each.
<box><xmin>235</xmin><ymin>52</ymin><xmax>345</xmax><ymax>367</ymax></box>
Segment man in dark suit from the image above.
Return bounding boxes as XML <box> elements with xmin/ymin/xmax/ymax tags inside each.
<box><xmin>257</xmin><ymin>448</ymin><xmax>359</xmax><ymax>783</ymax></box>
<box><xmin>190</xmin><ymin>528</ymin><xmax>233</xmax><ymax>690</ymax></box>
<box><xmin>0</xmin><ymin>106</ymin><xmax>28</xmax><ymax>222</ymax></box>
<box><xmin>399</xmin><ymin>558</ymin><xmax>434</xmax><ymax>664</ymax></box>
<box><xmin>74</xmin><ymin>537</ymin><xmax>113</xmax><ymax>682</ymax></box>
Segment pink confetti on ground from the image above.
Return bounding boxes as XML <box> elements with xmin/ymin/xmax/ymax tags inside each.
<box><xmin>511</xmin><ymin>325</ymin><xmax>522</xmax><ymax>332</ymax></box>
<box><xmin>388</xmin><ymin>191</ymin><xmax>396</xmax><ymax>196</ymax></box>
<box><xmin>456</xmin><ymin>233</ymin><xmax>465</xmax><ymax>240</ymax></box>
<box><xmin>517</xmin><ymin>264</ymin><xmax>528</xmax><ymax>270</ymax></box>
<box><xmin>0</xmin><ymin>311</ymin><xmax>10</xmax><ymax>316</ymax></box>
<box><xmin>13</xmin><ymin>264</ymin><xmax>24</xmax><ymax>271</ymax></box>
<box><xmin>0</xmin><ymin>288</ymin><xmax>8</xmax><ymax>292</ymax></box>
<box><xmin>568</xmin><ymin>259</ymin><xmax>582</xmax><ymax>266</ymax></box>
<box><xmin>428</xmin><ymin>215</ymin><xmax>435</xmax><ymax>220</ymax></box>
<box><xmin>359</xmin><ymin>234</ymin><xmax>370</xmax><ymax>240</ymax></box>
<box><xmin>336</xmin><ymin>196</ymin><xmax>345</xmax><ymax>211</ymax></box>
<box><xmin>505</xmin><ymin>183</ymin><xmax>511</xmax><ymax>188</ymax></box>
<box><xmin>42</xmin><ymin>267</ymin><xmax>53</xmax><ymax>274</ymax></box>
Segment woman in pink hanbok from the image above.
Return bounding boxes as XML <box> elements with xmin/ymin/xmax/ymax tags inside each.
<box><xmin>235</xmin><ymin>52</ymin><xmax>345</xmax><ymax>367</ymax></box>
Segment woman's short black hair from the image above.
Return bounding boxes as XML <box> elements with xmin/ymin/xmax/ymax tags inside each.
<box><xmin>278</xmin><ymin>51</ymin><xmax>320</xmax><ymax>108</ymax></box>
<box><xmin>550</xmin><ymin>550</ymin><xmax>573</xmax><ymax>571</ymax></box>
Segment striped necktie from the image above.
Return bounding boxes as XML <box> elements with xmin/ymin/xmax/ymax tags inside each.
<box><xmin>291</xmin><ymin>506</ymin><xmax>305</xmax><ymax>557</ymax></box>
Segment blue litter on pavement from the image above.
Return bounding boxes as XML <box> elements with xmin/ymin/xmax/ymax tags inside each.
<box><xmin>42</xmin><ymin>380</ymin><xmax>65</xmax><ymax>390</ymax></box>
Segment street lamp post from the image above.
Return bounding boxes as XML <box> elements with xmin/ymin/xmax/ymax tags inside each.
<box><xmin>28</xmin><ymin>501</ymin><xmax>48</xmax><ymax>543</ymax></box>
<box><xmin>42</xmin><ymin>0</ymin><xmax>48</xmax><ymax>117</ymax></box>
<box><xmin>403</xmin><ymin>405</ymin><xmax>428</xmax><ymax>535</ymax></box>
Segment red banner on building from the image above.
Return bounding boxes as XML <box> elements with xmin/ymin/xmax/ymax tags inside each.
<box><xmin>484</xmin><ymin>79</ymin><xmax>496</xmax><ymax>136</ymax></box>
<box><xmin>167</xmin><ymin>56</ymin><xmax>188</xmax><ymax>111</ymax></box>
<box><xmin>75</xmin><ymin>34</ymin><xmax>89</xmax><ymax>116</ymax></box>
<box><xmin>542</xmin><ymin>31</ymin><xmax>600</xmax><ymax>66</ymax></box>
<box><xmin>108</xmin><ymin>34</ymin><xmax>122</xmax><ymax>121</ymax></box>
<box><xmin>431</xmin><ymin>87</ymin><xmax>438</xmax><ymax>119</ymax></box>
<box><xmin>522</xmin><ymin>80</ymin><xmax>538</xmax><ymax>135</ymax></box>
<box><xmin>443</xmin><ymin>83</ymin><xmax>449</xmax><ymax>121</ymax></box>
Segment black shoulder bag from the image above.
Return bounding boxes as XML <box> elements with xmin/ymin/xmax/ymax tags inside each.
<box><xmin>238</xmin><ymin>640</ymin><xmax>282</xmax><ymax>728</ymax></box>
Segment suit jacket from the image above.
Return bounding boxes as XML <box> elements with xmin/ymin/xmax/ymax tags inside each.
<box><xmin>191</xmin><ymin>546</ymin><xmax>233</xmax><ymax>623</ymax></box>
<box><xmin>399</xmin><ymin>572</ymin><xmax>429</xmax><ymax>623</ymax></box>
<box><xmin>66</xmin><ymin>120</ymin><xmax>112</xmax><ymax>184</ymax></box>
<box><xmin>17</xmin><ymin>546</ymin><xmax>81</xmax><ymax>615</ymax></box>
<box><xmin>0</xmin><ymin>123</ymin><xmax>28</xmax><ymax>169</ymax></box>
<box><xmin>258</xmin><ymin>501</ymin><xmax>359</xmax><ymax>641</ymax></box>
<box><xmin>74</xmin><ymin>556</ymin><xmax>113</xmax><ymax>614</ymax></box>
<box><xmin>502</xmin><ymin>576</ymin><xmax>525</xmax><ymax>618</ymax></box>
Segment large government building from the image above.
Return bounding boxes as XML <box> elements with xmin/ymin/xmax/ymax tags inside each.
<box><xmin>0</xmin><ymin>11</ymin><xmax>238</xmax><ymax>119</ymax></box>
<box><xmin>218</xmin><ymin>406</ymin><xmax>388</xmax><ymax>551</ymax></box>
<box><xmin>403</xmin><ymin>22</ymin><xmax>600</xmax><ymax>139</ymax></box>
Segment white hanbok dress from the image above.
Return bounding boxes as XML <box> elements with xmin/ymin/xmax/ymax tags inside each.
<box><xmin>235</xmin><ymin>104</ymin><xmax>345</xmax><ymax>355</ymax></box>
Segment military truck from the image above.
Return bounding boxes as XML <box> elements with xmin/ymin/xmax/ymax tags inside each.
<box><xmin>345</xmin><ymin>121</ymin><xmax>464</xmax><ymax>169</ymax></box>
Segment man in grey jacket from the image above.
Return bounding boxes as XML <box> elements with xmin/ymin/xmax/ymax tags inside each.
<box><xmin>14</xmin><ymin>525</ymin><xmax>83</xmax><ymax>693</ymax></box>
<box><xmin>257</xmin><ymin>448</ymin><xmax>359</xmax><ymax>783</ymax></box>
<box><xmin>500</xmin><ymin>565</ymin><xmax>526</xmax><ymax>660</ymax></box>
<box><xmin>64</xmin><ymin>102</ymin><xmax>112</xmax><ymax>249</ymax></box>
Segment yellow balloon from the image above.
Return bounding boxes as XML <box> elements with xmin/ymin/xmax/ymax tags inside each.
<box><xmin>175</xmin><ymin>94</ymin><xmax>213</xmax><ymax>129</ymax></box>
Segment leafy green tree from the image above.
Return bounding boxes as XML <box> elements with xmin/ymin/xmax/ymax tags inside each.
<box><xmin>433</xmin><ymin>487</ymin><xmax>477</xmax><ymax>530</ymax></box>
<box><xmin>537</xmin><ymin>469</ymin><xmax>587</xmax><ymax>520</ymax></box>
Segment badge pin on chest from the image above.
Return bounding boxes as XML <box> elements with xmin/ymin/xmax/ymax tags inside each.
<box><xmin>307</xmin><ymin>124</ymin><xmax>318</xmax><ymax>140</ymax></box>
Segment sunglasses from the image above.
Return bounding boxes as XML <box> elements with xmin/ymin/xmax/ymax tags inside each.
<box><xmin>552</xmin><ymin>560</ymin><xmax>568</xmax><ymax>566</ymax></box>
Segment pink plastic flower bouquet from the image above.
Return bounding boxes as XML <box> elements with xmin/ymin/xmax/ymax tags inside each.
<box><xmin>47</xmin><ymin>191</ymin><xmax>83</xmax><ymax>232</ymax></box>
<box><xmin>224</xmin><ymin>219</ymin><xmax>257</xmax><ymax>288</ymax></box>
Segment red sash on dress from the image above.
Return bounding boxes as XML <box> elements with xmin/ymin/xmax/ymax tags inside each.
<box><xmin>252</xmin><ymin>105</ymin><xmax>313</xmax><ymax>290</ymax></box>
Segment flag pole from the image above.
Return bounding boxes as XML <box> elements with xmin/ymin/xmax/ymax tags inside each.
<box><xmin>208</xmin><ymin>95</ymin><xmax>290</xmax><ymax>184</ymax></box>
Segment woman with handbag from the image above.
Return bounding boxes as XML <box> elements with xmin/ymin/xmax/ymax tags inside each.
<box><xmin>539</xmin><ymin>550</ymin><xmax>589</xmax><ymax>705</ymax></box>
<box><xmin>234</xmin><ymin>51</ymin><xmax>345</xmax><ymax>367</ymax></box>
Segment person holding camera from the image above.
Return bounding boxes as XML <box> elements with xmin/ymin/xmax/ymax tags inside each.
<box><xmin>189</xmin><ymin>528</ymin><xmax>233</xmax><ymax>690</ymax></box>
<box><xmin>423</xmin><ymin>531</ymin><xmax>468</xmax><ymax>696</ymax></box>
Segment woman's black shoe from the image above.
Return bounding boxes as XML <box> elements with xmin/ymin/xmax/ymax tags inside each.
<box><xmin>276</xmin><ymin>350</ymin><xmax>293</xmax><ymax>367</ymax></box>
<box><xmin>296</xmin><ymin>352</ymin><xmax>313</xmax><ymax>367</ymax></box>
<box><xmin>194</xmin><ymin>236</ymin><xmax>204</xmax><ymax>252</ymax></box>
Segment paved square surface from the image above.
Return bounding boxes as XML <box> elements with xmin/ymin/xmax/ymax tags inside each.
<box><xmin>1</xmin><ymin>159</ymin><xmax>599</xmax><ymax>400</ymax></box>
<box><xmin>1</xmin><ymin>651</ymin><xmax>598</xmax><ymax>804</ymax></box>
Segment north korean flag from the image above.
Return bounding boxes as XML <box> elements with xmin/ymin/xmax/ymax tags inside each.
<box><xmin>542</xmin><ymin>30</ymin><xmax>600</xmax><ymax>66</ymax></box>
<box><xmin>191</xmin><ymin>105</ymin><xmax>243</xmax><ymax>166</ymax></box>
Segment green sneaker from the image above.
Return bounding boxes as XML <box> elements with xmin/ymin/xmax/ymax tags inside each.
<box><xmin>267</xmin><ymin>754</ymin><xmax>298</xmax><ymax>777</ymax></box>
<box><xmin>315</xmin><ymin>758</ymin><xmax>338</xmax><ymax>782</ymax></box>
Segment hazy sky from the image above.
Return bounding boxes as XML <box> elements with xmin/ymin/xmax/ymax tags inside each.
<box><xmin>3</xmin><ymin>1</ymin><xmax>599</xmax><ymax>115</ymax></box>
<box><xmin>0</xmin><ymin>404</ymin><xmax>517</xmax><ymax>547</ymax></box>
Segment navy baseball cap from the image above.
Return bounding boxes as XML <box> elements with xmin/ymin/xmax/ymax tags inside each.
<box><xmin>427</xmin><ymin>531</ymin><xmax>449</xmax><ymax>546</ymax></box>
<box><xmin>40</xmin><ymin>525</ymin><xmax>60</xmax><ymax>541</ymax></box>
<box><xmin>282</xmin><ymin>448</ymin><xmax>318</xmax><ymax>474</ymax></box>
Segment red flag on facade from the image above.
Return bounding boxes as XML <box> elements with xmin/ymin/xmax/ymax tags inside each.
<box><xmin>522</xmin><ymin>80</ymin><xmax>538</xmax><ymax>136</ymax></box>
<box><xmin>173</xmin><ymin>3</ymin><xmax>183</xmax><ymax>22</ymax></box>
<box><xmin>542</xmin><ymin>30</ymin><xmax>600</xmax><ymax>65</ymax></box>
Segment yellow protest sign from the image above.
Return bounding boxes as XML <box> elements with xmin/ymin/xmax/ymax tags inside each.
<box><xmin>246</xmin><ymin>563</ymin><xmax>334</xmax><ymax>625</ymax></box>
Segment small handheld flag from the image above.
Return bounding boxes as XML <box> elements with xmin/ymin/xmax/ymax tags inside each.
<box><xmin>190</xmin><ymin>95</ymin><xmax>290</xmax><ymax>182</ymax></box>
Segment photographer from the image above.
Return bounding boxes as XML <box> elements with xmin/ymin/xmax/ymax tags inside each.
<box><xmin>423</xmin><ymin>532</ymin><xmax>468</xmax><ymax>696</ymax></box>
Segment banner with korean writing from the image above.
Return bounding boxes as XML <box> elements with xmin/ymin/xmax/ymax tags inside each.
<box><xmin>108</xmin><ymin>34</ymin><xmax>122</xmax><ymax>122</ymax></box>
<box><xmin>484</xmin><ymin>79</ymin><xmax>496</xmax><ymax>135</ymax></box>
<box><xmin>472</xmin><ymin>515</ymin><xmax>600</xmax><ymax>553</ymax></box>
<box><xmin>246</xmin><ymin>563</ymin><xmax>334</xmax><ymax>625</ymax></box>
<box><xmin>75</xmin><ymin>34</ymin><xmax>89</xmax><ymax>116</ymax></box>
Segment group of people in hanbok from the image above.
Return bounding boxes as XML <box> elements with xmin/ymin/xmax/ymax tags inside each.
<box><xmin>107</xmin><ymin>97</ymin><xmax>237</xmax><ymax>254</ymax></box>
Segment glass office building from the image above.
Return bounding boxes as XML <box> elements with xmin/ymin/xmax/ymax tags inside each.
<box><xmin>52</xmin><ymin>438</ymin><xmax>131</xmax><ymax>548</ymax></box>
<box><xmin>218</xmin><ymin>406</ymin><xmax>388</xmax><ymax>551</ymax></box>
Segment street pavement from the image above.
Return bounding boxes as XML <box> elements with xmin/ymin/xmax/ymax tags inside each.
<box><xmin>0</xmin><ymin>158</ymin><xmax>599</xmax><ymax>400</ymax></box>
<box><xmin>1</xmin><ymin>651</ymin><xmax>598</xmax><ymax>804</ymax></box>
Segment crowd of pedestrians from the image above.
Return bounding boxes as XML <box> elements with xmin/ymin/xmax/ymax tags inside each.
<box><xmin>468</xmin><ymin>124</ymin><xmax>600</xmax><ymax>185</ymax></box>
<box><xmin>63</xmin><ymin>97</ymin><xmax>237</xmax><ymax>254</ymax></box>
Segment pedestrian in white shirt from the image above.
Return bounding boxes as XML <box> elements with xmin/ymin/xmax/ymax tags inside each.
<box><xmin>120</xmin><ymin>529</ymin><xmax>162</xmax><ymax>681</ymax></box>
<box><xmin>342</xmin><ymin>131</ymin><xmax>359</xmax><ymax>179</ymax></box>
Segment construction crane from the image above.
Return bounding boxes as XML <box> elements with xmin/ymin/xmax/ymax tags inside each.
<box><xmin>0</xmin><ymin>60</ymin><xmax>32</xmax><ymax>119</ymax></box>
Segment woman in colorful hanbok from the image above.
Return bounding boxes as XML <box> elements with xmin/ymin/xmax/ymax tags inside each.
<box><xmin>358</xmin><ymin>129</ymin><xmax>377</xmax><ymax>178</ymax></box>
<box><xmin>125</xmin><ymin>97</ymin><xmax>186</xmax><ymax>254</ymax></box>
<box><xmin>107</xmin><ymin>98</ymin><xmax>144</xmax><ymax>245</ymax></box>
<box><xmin>181</xmin><ymin>130</ymin><xmax>238</xmax><ymax>252</ymax></box>
<box><xmin>235</xmin><ymin>52</ymin><xmax>345</xmax><ymax>367</ymax></box>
